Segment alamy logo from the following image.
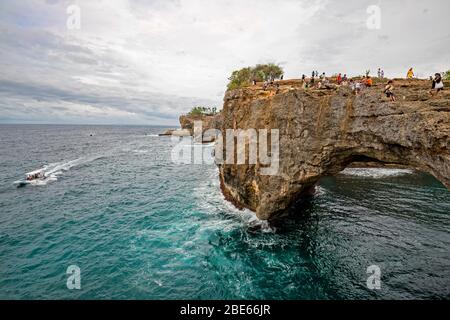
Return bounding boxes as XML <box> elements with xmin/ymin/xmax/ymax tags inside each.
<box><xmin>366</xmin><ymin>5</ymin><xmax>381</xmax><ymax>30</ymax></box>
<box><xmin>66</xmin><ymin>5</ymin><xmax>81</xmax><ymax>30</ymax></box>
<box><xmin>171</xmin><ymin>121</ymin><xmax>279</xmax><ymax>175</ymax></box>
<box><xmin>66</xmin><ymin>265</ymin><xmax>81</xmax><ymax>290</ymax></box>
<box><xmin>366</xmin><ymin>265</ymin><xmax>381</xmax><ymax>290</ymax></box>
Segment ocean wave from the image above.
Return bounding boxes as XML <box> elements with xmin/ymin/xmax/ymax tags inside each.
<box><xmin>339</xmin><ymin>168</ymin><xmax>414</xmax><ymax>178</ymax></box>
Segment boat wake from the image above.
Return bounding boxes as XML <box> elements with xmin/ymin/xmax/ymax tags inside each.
<box><xmin>339</xmin><ymin>168</ymin><xmax>414</xmax><ymax>178</ymax></box>
<box><xmin>14</xmin><ymin>155</ymin><xmax>104</xmax><ymax>187</ymax></box>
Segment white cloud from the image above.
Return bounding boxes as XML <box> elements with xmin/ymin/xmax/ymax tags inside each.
<box><xmin>0</xmin><ymin>0</ymin><xmax>449</xmax><ymax>124</ymax></box>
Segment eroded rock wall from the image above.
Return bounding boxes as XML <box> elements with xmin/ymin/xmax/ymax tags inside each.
<box><xmin>179</xmin><ymin>113</ymin><xmax>223</xmax><ymax>135</ymax></box>
<box><xmin>218</xmin><ymin>79</ymin><xmax>450</xmax><ymax>220</ymax></box>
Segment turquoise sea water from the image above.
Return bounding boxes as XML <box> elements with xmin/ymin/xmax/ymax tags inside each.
<box><xmin>0</xmin><ymin>124</ymin><xmax>449</xmax><ymax>299</ymax></box>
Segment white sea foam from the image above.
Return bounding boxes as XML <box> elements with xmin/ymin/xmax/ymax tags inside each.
<box><xmin>314</xmin><ymin>185</ymin><xmax>327</xmax><ymax>197</ymax></box>
<box><xmin>132</xmin><ymin>149</ymin><xmax>149</xmax><ymax>154</ymax></box>
<box><xmin>193</xmin><ymin>167</ymin><xmax>276</xmax><ymax>233</ymax></box>
<box><xmin>339</xmin><ymin>168</ymin><xmax>414</xmax><ymax>178</ymax></box>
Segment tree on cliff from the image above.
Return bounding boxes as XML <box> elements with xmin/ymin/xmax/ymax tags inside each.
<box><xmin>227</xmin><ymin>64</ymin><xmax>284</xmax><ymax>90</ymax></box>
<box><xmin>188</xmin><ymin>106</ymin><xmax>217</xmax><ymax>116</ymax></box>
<box><xmin>444</xmin><ymin>70</ymin><xmax>450</xmax><ymax>80</ymax></box>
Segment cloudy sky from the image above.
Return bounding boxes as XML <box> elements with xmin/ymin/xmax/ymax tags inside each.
<box><xmin>0</xmin><ymin>0</ymin><xmax>449</xmax><ymax>125</ymax></box>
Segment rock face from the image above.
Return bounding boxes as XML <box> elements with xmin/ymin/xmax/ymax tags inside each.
<box><xmin>217</xmin><ymin>79</ymin><xmax>450</xmax><ymax>220</ymax></box>
<box><xmin>179</xmin><ymin>113</ymin><xmax>223</xmax><ymax>136</ymax></box>
<box><xmin>179</xmin><ymin>112</ymin><xmax>223</xmax><ymax>142</ymax></box>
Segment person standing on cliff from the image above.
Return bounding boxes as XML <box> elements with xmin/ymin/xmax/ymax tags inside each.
<box><xmin>430</xmin><ymin>73</ymin><xmax>444</xmax><ymax>96</ymax></box>
<box><xmin>302</xmin><ymin>81</ymin><xmax>308</xmax><ymax>89</ymax></box>
<box><xmin>384</xmin><ymin>80</ymin><xmax>396</xmax><ymax>101</ymax></box>
<box><xmin>337</xmin><ymin>73</ymin><xmax>342</xmax><ymax>85</ymax></box>
<box><xmin>407</xmin><ymin>68</ymin><xmax>415</xmax><ymax>79</ymax></box>
<box><xmin>342</xmin><ymin>74</ymin><xmax>348</xmax><ymax>83</ymax></box>
<box><xmin>350</xmin><ymin>79</ymin><xmax>357</xmax><ymax>94</ymax></box>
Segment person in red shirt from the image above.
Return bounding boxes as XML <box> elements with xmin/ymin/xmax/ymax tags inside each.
<box><xmin>337</xmin><ymin>73</ymin><xmax>342</xmax><ymax>85</ymax></box>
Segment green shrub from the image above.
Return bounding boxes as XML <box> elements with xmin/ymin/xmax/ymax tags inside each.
<box><xmin>188</xmin><ymin>107</ymin><xmax>205</xmax><ymax>116</ymax></box>
<box><xmin>188</xmin><ymin>106</ymin><xmax>218</xmax><ymax>116</ymax></box>
<box><xmin>443</xmin><ymin>70</ymin><xmax>450</xmax><ymax>80</ymax></box>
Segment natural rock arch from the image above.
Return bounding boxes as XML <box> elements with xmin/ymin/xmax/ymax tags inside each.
<box><xmin>218</xmin><ymin>79</ymin><xmax>450</xmax><ymax>220</ymax></box>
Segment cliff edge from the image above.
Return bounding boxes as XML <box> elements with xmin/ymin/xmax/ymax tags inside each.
<box><xmin>179</xmin><ymin>113</ymin><xmax>223</xmax><ymax>135</ymax></box>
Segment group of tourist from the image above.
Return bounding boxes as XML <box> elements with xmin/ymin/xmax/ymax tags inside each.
<box><xmin>261</xmin><ymin>79</ymin><xmax>280</xmax><ymax>91</ymax></box>
<box><xmin>299</xmin><ymin>71</ymin><xmax>334</xmax><ymax>89</ymax></box>
<box><xmin>348</xmin><ymin>76</ymin><xmax>374</xmax><ymax>95</ymax></box>
<box><xmin>260</xmin><ymin>74</ymin><xmax>284</xmax><ymax>90</ymax></box>
<box><xmin>301</xmin><ymin>70</ymin><xmax>376</xmax><ymax>93</ymax></box>
<box><xmin>256</xmin><ymin>67</ymin><xmax>445</xmax><ymax>102</ymax></box>
<box><xmin>379</xmin><ymin>70</ymin><xmax>444</xmax><ymax>101</ymax></box>
<box><xmin>336</xmin><ymin>73</ymin><xmax>350</xmax><ymax>84</ymax></box>
<box><xmin>26</xmin><ymin>171</ymin><xmax>45</xmax><ymax>181</ymax></box>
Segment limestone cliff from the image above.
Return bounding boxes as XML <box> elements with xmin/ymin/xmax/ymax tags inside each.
<box><xmin>179</xmin><ymin>113</ymin><xmax>223</xmax><ymax>135</ymax></box>
<box><xmin>217</xmin><ymin>79</ymin><xmax>450</xmax><ymax>220</ymax></box>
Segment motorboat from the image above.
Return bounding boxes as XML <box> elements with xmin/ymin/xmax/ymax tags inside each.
<box><xmin>14</xmin><ymin>169</ymin><xmax>47</xmax><ymax>187</ymax></box>
<box><xmin>26</xmin><ymin>169</ymin><xmax>46</xmax><ymax>181</ymax></box>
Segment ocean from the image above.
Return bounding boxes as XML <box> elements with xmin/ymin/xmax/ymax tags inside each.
<box><xmin>0</xmin><ymin>124</ymin><xmax>449</xmax><ymax>299</ymax></box>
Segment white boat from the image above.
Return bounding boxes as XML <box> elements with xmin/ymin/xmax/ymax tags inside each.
<box><xmin>14</xmin><ymin>169</ymin><xmax>47</xmax><ymax>187</ymax></box>
<box><xmin>26</xmin><ymin>169</ymin><xmax>46</xmax><ymax>181</ymax></box>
